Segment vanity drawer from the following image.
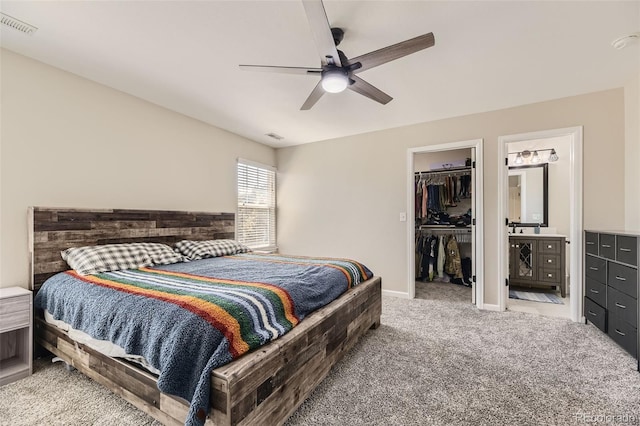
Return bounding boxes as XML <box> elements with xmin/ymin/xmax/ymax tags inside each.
<box><xmin>585</xmin><ymin>255</ymin><xmax>606</xmax><ymax>284</ymax></box>
<box><xmin>607</xmin><ymin>287</ymin><xmax>637</xmax><ymax>328</ymax></box>
<box><xmin>585</xmin><ymin>232</ymin><xmax>599</xmax><ymax>255</ymax></box>
<box><xmin>607</xmin><ymin>315</ymin><xmax>637</xmax><ymax>358</ymax></box>
<box><xmin>539</xmin><ymin>254</ymin><xmax>560</xmax><ymax>269</ymax></box>
<box><xmin>599</xmin><ymin>234</ymin><xmax>616</xmax><ymax>260</ymax></box>
<box><xmin>584</xmin><ymin>297</ymin><xmax>607</xmax><ymax>333</ymax></box>
<box><xmin>539</xmin><ymin>239</ymin><xmax>561</xmax><ymax>254</ymax></box>
<box><xmin>585</xmin><ymin>277</ymin><xmax>606</xmax><ymax>308</ymax></box>
<box><xmin>538</xmin><ymin>268</ymin><xmax>561</xmax><ymax>284</ymax></box>
<box><xmin>608</xmin><ymin>262</ymin><xmax>638</xmax><ymax>299</ymax></box>
<box><xmin>616</xmin><ymin>236</ymin><xmax>638</xmax><ymax>266</ymax></box>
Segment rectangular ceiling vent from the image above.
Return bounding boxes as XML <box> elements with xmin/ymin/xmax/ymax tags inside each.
<box><xmin>265</xmin><ymin>133</ymin><xmax>284</xmax><ymax>141</ymax></box>
<box><xmin>1</xmin><ymin>13</ymin><xmax>38</xmax><ymax>35</ymax></box>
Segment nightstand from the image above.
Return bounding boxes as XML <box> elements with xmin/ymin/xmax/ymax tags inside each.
<box><xmin>0</xmin><ymin>287</ymin><xmax>33</xmax><ymax>386</ymax></box>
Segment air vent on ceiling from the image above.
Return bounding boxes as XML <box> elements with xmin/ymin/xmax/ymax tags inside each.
<box><xmin>1</xmin><ymin>12</ymin><xmax>38</xmax><ymax>35</ymax></box>
<box><xmin>265</xmin><ymin>133</ymin><xmax>284</xmax><ymax>141</ymax></box>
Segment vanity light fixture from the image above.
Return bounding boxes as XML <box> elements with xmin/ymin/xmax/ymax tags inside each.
<box><xmin>509</xmin><ymin>148</ymin><xmax>559</xmax><ymax>164</ymax></box>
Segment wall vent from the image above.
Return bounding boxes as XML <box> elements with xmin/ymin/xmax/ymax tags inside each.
<box><xmin>265</xmin><ymin>133</ymin><xmax>284</xmax><ymax>141</ymax></box>
<box><xmin>1</xmin><ymin>13</ymin><xmax>38</xmax><ymax>35</ymax></box>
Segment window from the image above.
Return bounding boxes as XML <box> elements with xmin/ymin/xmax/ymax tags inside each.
<box><xmin>237</xmin><ymin>159</ymin><xmax>276</xmax><ymax>251</ymax></box>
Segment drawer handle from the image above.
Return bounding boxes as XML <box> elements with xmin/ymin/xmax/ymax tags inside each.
<box><xmin>589</xmin><ymin>267</ymin><xmax>599</xmax><ymax>271</ymax></box>
<box><xmin>547</xmin><ymin>245</ymin><xmax>552</xmax><ymax>249</ymax></box>
<box><xmin>615</xmin><ymin>276</ymin><xmax>626</xmax><ymax>281</ymax></box>
<box><xmin>619</xmin><ymin>248</ymin><xmax>631</xmax><ymax>252</ymax></box>
<box><xmin>615</xmin><ymin>303</ymin><xmax>627</xmax><ymax>309</ymax></box>
<box><xmin>602</xmin><ymin>244</ymin><xmax>612</xmax><ymax>248</ymax></box>
<box><xmin>586</xmin><ymin>242</ymin><xmax>595</xmax><ymax>245</ymax></box>
<box><xmin>547</xmin><ymin>273</ymin><xmax>553</xmax><ymax>277</ymax></box>
<box><xmin>589</xmin><ymin>289</ymin><xmax>599</xmax><ymax>294</ymax></box>
<box><xmin>588</xmin><ymin>311</ymin><xmax>597</xmax><ymax>316</ymax></box>
<box><xmin>614</xmin><ymin>329</ymin><xmax>626</xmax><ymax>337</ymax></box>
<box><xmin>547</xmin><ymin>259</ymin><xmax>552</xmax><ymax>263</ymax></box>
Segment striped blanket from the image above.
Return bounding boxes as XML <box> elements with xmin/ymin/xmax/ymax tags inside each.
<box><xmin>34</xmin><ymin>253</ymin><xmax>372</xmax><ymax>425</ymax></box>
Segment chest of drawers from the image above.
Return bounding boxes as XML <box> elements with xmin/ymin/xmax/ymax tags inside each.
<box><xmin>584</xmin><ymin>231</ymin><xmax>639</xmax><ymax>368</ymax></box>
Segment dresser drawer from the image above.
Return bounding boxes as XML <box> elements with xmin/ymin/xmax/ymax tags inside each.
<box><xmin>585</xmin><ymin>277</ymin><xmax>606</xmax><ymax>308</ymax></box>
<box><xmin>538</xmin><ymin>268</ymin><xmax>561</xmax><ymax>284</ymax></box>
<box><xmin>539</xmin><ymin>254</ymin><xmax>560</xmax><ymax>269</ymax></box>
<box><xmin>607</xmin><ymin>315</ymin><xmax>637</xmax><ymax>358</ymax></box>
<box><xmin>599</xmin><ymin>234</ymin><xmax>616</xmax><ymax>260</ymax></box>
<box><xmin>584</xmin><ymin>297</ymin><xmax>606</xmax><ymax>332</ymax></box>
<box><xmin>585</xmin><ymin>232</ymin><xmax>599</xmax><ymax>255</ymax></box>
<box><xmin>585</xmin><ymin>255</ymin><xmax>606</xmax><ymax>284</ymax></box>
<box><xmin>608</xmin><ymin>262</ymin><xmax>638</xmax><ymax>299</ymax></box>
<box><xmin>616</xmin><ymin>236</ymin><xmax>638</xmax><ymax>267</ymax></box>
<box><xmin>608</xmin><ymin>287</ymin><xmax>637</xmax><ymax>328</ymax></box>
<box><xmin>0</xmin><ymin>295</ymin><xmax>30</xmax><ymax>316</ymax></box>
<box><xmin>539</xmin><ymin>239</ymin><xmax>562</xmax><ymax>254</ymax></box>
<box><xmin>0</xmin><ymin>309</ymin><xmax>30</xmax><ymax>333</ymax></box>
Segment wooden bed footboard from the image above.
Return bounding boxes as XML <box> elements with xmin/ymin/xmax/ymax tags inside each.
<box><xmin>35</xmin><ymin>276</ymin><xmax>382</xmax><ymax>425</ymax></box>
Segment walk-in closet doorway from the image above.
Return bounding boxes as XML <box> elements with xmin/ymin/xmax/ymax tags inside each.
<box><xmin>407</xmin><ymin>139</ymin><xmax>484</xmax><ymax>307</ymax></box>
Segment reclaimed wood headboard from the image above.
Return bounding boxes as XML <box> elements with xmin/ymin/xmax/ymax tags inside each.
<box><xmin>29</xmin><ymin>207</ymin><xmax>235</xmax><ymax>291</ymax></box>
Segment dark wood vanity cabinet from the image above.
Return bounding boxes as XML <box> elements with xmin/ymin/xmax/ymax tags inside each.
<box><xmin>584</xmin><ymin>231</ymin><xmax>639</xmax><ymax>367</ymax></box>
<box><xmin>509</xmin><ymin>235</ymin><xmax>566</xmax><ymax>297</ymax></box>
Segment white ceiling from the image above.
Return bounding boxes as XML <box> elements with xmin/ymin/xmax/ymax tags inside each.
<box><xmin>1</xmin><ymin>1</ymin><xmax>639</xmax><ymax>148</ymax></box>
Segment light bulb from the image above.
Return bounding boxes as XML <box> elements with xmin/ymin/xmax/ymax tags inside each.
<box><xmin>549</xmin><ymin>149</ymin><xmax>559</xmax><ymax>162</ymax></box>
<box><xmin>321</xmin><ymin>69</ymin><xmax>348</xmax><ymax>93</ymax></box>
<box><xmin>515</xmin><ymin>153</ymin><xmax>523</xmax><ymax>165</ymax></box>
<box><xmin>531</xmin><ymin>151</ymin><xmax>540</xmax><ymax>163</ymax></box>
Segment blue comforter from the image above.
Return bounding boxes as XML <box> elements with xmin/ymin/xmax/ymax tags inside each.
<box><xmin>34</xmin><ymin>253</ymin><xmax>372</xmax><ymax>425</ymax></box>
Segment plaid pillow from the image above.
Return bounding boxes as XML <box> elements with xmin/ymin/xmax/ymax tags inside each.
<box><xmin>61</xmin><ymin>244</ymin><xmax>153</xmax><ymax>276</ymax></box>
<box><xmin>127</xmin><ymin>242</ymin><xmax>185</xmax><ymax>265</ymax></box>
<box><xmin>174</xmin><ymin>239</ymin><xmax>251</xmax><ymax>260</ymax></box>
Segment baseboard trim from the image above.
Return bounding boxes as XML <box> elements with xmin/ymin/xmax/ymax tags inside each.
<box><xmin>382</xmin><ymin>289</ymin><xmax>411</xmax><ymax>299</ymax></box>
<box><xmin>481</xmin><ymin>303</ymin><xmax>502</xmax><ymax>312</ymax></box>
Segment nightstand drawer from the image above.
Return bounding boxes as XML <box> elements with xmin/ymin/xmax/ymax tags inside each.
<box><xmin>0</xmin><ymin>295</ymin><xmax>30</xmax><ymax>316</ymax></box>
<box><xmin>607</xmin><ymin>315</ymin><xmax>637</xmax><ymax>358</ymax></box>
<box><xmin>585</xmin><ymin>277</ymin><xmax>606</xmax><ymax>308</ymax></box>
<box><xmin>585</xmin><ymin>297</ymin><xmax>606</xmax><ymax>332</ymax></box>
<box><xmin>539</xmin><ymin>240</ymin><xmax>561</xmax><ymax>254</ymax></box>
<box><xmin>585</xmin><ymin>255</ymin><xmax>606</xmax><ymax>284</ymax></box>
<box><xmin>608</xmin><ymin>262</ymin><xmax>638</xmax><ymax>299</ymax></box>
<box><xmin>0</xmin><ymin>310</ymin><xmax>30</xmax><ymax>333</ymax></box>
<box><xmin>539</xmin><ymin>254</ymin><xmax>560</xmax><ymax>269</ymax></box>
<box><xmin>607</xmin><ymin>287</ymin><xmax>637</xmax><ymax>328</ymax></box>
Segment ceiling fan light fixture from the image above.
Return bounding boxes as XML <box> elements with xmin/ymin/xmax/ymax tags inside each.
<box><xmin>321</xmin><ymin>68</ymin><xmax>349</xmax><ymax>93</ymax></box>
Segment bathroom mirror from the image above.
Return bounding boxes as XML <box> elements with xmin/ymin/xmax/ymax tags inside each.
<box><xmin>508</xmin><ymin>163</ymin><xmax>548</xmax><ymax>227</ymax></box>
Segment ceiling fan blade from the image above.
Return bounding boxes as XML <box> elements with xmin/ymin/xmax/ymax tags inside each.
<box><xmin>300</xmin><ymin>80</ymin><xmax>325</xmax><ymax>110</ymax></box>
<box><xmin>348</xmin><ymin>75</ymin><xmax>393</xmax><ymax>105</ymax></box>
<box><xmin>347</xmin><ymin>32</ymin><xmax>435</xmax><ymax>73</ymax></box>
<box><xmin>239</xmin><ymin>65</ymin><xmax>322</xmax><ymax>75</ymax></box>
<box><xmin>302</xmin><ymin>0</ymin><xmax>342</xmax><ymax>67</ymax></box>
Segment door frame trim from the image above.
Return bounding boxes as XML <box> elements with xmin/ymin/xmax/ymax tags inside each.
<box><xmin>406</xmin><ymin>139</ymin><xmax>484</xmax><ymax>307</ymax></box>
<box><xmin>497</xmin><ymin>126</ymin><xmax>583</xmax><ymax>322</ymax></box>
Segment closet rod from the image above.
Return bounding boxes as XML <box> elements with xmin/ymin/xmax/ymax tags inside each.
<box><xmin>418</xmin><ymin>226</ymin><xmax>471</xmax><ymax>233</ymax></box>
<box><xmin>415</xmin><ymin>166</ymin><xmax>471</xmax><ymax>176</ymax></box>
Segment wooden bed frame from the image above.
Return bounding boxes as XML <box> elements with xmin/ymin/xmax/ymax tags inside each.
<box><xmin>30</xmin><ymin>207</ymin><xmax>382</xmax><ymax>425</ymax></box>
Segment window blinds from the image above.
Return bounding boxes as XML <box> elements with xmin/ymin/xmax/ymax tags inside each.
<box><xmin>237</xmin><ymin>159</ymin><xmax>276</xmax><ymax>250</ymax></box>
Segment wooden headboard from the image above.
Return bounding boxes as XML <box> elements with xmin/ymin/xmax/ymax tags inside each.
<box><xmin>29</xmin><ymin>207</ymin><xmax>235</xmax><ymax>291</ymax></box>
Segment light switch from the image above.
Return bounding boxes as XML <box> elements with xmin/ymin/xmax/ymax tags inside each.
<box><xmin>399</xmin><ymin>212</ymin><xmax>407</xmax><ymax>222</ymax></box>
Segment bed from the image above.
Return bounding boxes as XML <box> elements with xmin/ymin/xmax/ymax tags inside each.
<box><xmin>30</xmin><ymin>207</ymin><xmax>382</xmax><ymax>425</ymax></box>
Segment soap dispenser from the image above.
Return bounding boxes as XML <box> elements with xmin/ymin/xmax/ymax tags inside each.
<box><xmin>534</xmin><ymin>223</ymin><xmax>541</xmax><ymax>234</ymax></box>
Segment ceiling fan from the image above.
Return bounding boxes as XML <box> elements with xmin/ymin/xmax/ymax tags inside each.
<box><xmin>239</xmin><ymin>0</ymin><xmax>435</xmax><ymax>110</ymax></box>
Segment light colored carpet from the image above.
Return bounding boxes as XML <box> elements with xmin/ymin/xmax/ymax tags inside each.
<box><xmin>2</xmin><ymin>281</ymin><xmax>639</xmax><ymax>426</ymax></box>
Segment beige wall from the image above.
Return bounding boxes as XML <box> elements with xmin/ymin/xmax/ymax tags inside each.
<box><xmin>414</xmin><ymin>149</ymin><xmax>471</xmax><ymax>172</ymax></box>
<box><xmin>625</xmin><ymin>72</ymin><xmax>640</xmax><ymax>232</ymax></box>
<box><xmin>0</xmin><ymin>49</ymin><xmax>276</xmax><ymax>289</ymax></box>
<box><xmin>276</xmin><ymin>89</ymin><xmax>626</xmax><ymax>305</ymax></box>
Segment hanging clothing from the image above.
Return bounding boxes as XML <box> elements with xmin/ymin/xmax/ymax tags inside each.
<box><xmin>445</xmin><ymin>236</ymin><xmax>463</xmax><ymax>279</ymax></box>
<box><xmin>437</xmin><ymin>235</ymin><xmax>445</xmax><ymax>278</ymax></box>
